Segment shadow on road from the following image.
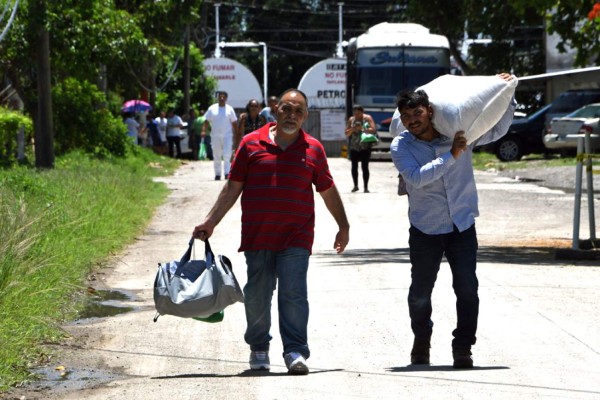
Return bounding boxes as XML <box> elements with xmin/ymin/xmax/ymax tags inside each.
<box><xmin>387</xmin><ymin>365</ymin><xmax>509</xmax><ymax>372</ymax></box>
<box><xmin>151</xmin><ymin>368</ymin><xmax>344</xmax><ymax>379</ymax></box>
<box><xmin>313</xmin><ymin>246</ymin><xmax>600</xmax><ymax>267</ymax></box>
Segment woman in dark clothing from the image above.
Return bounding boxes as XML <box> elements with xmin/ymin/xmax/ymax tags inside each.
<box><xmin>235</xmin><ymin>99</ymin><xmax>267</xmax><ymax>148</ymax></box>
<box><xmin>345</xmin><ymin>104</ymin><xmax>377</xmax><ymax>193</ymax></box>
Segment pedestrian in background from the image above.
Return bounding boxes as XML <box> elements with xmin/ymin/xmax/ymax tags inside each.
<box><xmin>146</xmin><ymin>113</ymin><xmax>161</xmax><ymax>148</ymax></box>
<box><xmin>197</xmin><ymin>109</ymin><xmax>213</xmax><ymax>160</ymax></box>
<box><xmin>187</xmin><ymin>108</ymin><xmax>201</xmax><ymax>161</ymax></box>
<box><xmin>155</xmin><ymin>111</ymin><xmax>168</xmax><ymax>145</ymax></box>
<box><xmin>203</xmin><ymin>91</ymin><xmax>237</xmax><ymax>180</ymax></box>
<box><xmin>193</xmin><ymin>89</ymin><xmax>350</xmax><ymax>375</ymax></box>
<box><xmin>345</xmin><ymin>104</ymin><xmax>377</xmax><ymax>193</ymax></box>
<box><xmin>123</xmin><ymin>112</ymin><xmax>140</xmax><ymax>144</ymax></box>
<box><xmin>166</xmin><ymin>109</ymin><xmax>184</xmax><ymax>158</ymax></box>
<box><xmin>235</xmin><ymin>99</ymin><xmax>267</xmax><ymax>148</ymax></box>
<box><xmin>259</xmin><ymin>95</ymin><xmax>278</xmax><ymax>122</ymax></box>
<box><xmin>390</xmin><ymin>73</ymin><xmax>516</xmax><ymax>369</ymax></box>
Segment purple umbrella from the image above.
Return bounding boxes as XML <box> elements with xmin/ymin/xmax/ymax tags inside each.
<box><xmin>122</xmin><ymin>99</ymin><xmax>152</xmax><ymax>113</ymax></box>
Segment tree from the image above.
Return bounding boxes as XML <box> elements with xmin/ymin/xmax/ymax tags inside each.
<box><xmin>545</xmin><ymin>0</ymin><xmax>600</xmax><ymax>67</ymax></box>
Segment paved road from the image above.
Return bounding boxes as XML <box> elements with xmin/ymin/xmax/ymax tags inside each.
<box><xmin>10</xmin><ymin>158</ymin><xmax>600</xmax><ymax>400</ymax></box>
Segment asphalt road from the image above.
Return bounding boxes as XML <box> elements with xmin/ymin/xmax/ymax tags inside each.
<box><xmin>7</xmin><ymin>157</ymin><xmax>600</xmax><ymax>400</ymax></box>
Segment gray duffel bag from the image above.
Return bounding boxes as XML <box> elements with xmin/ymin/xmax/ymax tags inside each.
<box><xmin>153</xmin><ymin>238</ymin><xmax>244</xmax><ymax>321</ymax></box>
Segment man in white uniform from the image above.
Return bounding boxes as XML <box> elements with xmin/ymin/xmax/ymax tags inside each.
<box><xmin>203</xmin><ymin>91</ymin><xmax>237</xmax><ymax>180</ymax></box>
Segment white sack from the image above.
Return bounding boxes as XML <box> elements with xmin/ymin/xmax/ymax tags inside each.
<box><xmin>418</xmin><ymin>74</ymin><xmax>518</xmax><ymax>144</ymax></box>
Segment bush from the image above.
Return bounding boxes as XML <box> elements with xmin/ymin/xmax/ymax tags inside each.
<box><xmin>52</xmin><ymin>78</ymin><xmax>131</xmax><ymax>157</ymax></box>
<box><xmin>0</xmin><ymin>108</ymin><xmax>33</xmax><ymax>168</ymax></box>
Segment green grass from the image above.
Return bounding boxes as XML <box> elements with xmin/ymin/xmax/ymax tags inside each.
<box><xmin>0</xmin><ymin>149</ymin><xmax>179</xmax><ymax>390</ymax></box>
<box><xmin>472</xmin><ymin>151</ymin><xmax>578</xmax><ymax>171</ymax></box>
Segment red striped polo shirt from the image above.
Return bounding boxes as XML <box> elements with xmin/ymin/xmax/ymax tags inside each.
<box><xmin>228</xmin><ymin>122</ymin><xmax>334</xmax><ymax>252</ymax></box>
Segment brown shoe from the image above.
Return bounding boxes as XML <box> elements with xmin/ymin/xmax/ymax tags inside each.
<box><xmin>452</xmin><ymin>347</ymin><xmax>473</xmax><ymax>369</ymax></box>
<box><xmin>410</xmin><ymin>337</ymin><xmax>430</xmax><ymax>364</ymax></box>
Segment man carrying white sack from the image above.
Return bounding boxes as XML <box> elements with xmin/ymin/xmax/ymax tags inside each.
<box><xmin>390</xmin><ymin>73</ymin><xmax>516</xmax><ymax>369</ymax></box>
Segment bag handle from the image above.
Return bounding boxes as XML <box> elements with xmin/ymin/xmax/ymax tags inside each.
<box><xmin>179</xmin><ymin>237</ymin><xmax>215</xmax><ymax>264</ymax></box>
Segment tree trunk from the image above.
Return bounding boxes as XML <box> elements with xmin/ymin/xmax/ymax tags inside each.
<box><xmin>34</xmin><ymin>0</ymin><xmax>54</xmax><ymax>169</ymax></box>
<box><xmin>183</xmin><ymin>24</ymin><xmax>190</xmax><ymax>115</ymax></box>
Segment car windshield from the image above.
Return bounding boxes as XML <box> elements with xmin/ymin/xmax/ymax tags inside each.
<box><xmin>526</xmin><ymin>104</ymin><xmax>551</xmax><ymax>121</ymax></box>
<box><xmin>551</xmin><ymin>92</ymin><xmax>600</xmax><ymax>112</ymax></box>
<box><xmin>567</xmin><ymin>105</ymin><xmax>600</xmax><ymax>119</ymax></box>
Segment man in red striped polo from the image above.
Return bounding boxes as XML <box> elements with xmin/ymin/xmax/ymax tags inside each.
<box><xmin>193</xmin><ymin>88</ymin><xmax>350</xmax><ymax>375</ymax></box>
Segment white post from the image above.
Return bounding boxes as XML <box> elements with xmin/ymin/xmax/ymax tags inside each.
<box><xmin>259</xmin><ymin>42</ymin><xmax>267</xmax><ymax>103</ymax></box>
<box><xmin>214</xmin><ymin>3</ymin><xmax>221</xmax><ymax>58</ymax></box>
<box><xmin>336</xmin><ymin>2</ymin><xmax>344</xmax><ymax>58</ymax></box>
<box><xmin>584</xmin><ymin>131</ymin><xmax>596</xmax><ymax>240</ymax></box>
<box><xmin>573</xmin><ymin>137</ymin><xmax>584</xmax><ymax>249</ymax></box>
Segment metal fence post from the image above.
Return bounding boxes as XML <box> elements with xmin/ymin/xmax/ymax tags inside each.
<box><xmin>584</xmin><ymin>131</ymin><xmax>596</xmax><ymax>240</ymax></box>
<box><xmin>573</xmin><ymin>137</ymin><xmax>584</xmax><ymax>249</ymax></box>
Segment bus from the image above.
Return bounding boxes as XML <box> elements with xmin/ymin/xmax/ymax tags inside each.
<box><xmin>346</xmin><ymin>22</ymin><xmax>451</xmax><ymax>151</ymax></box>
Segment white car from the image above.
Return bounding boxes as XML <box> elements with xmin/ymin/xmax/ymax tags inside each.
<box><xmin>543</xmin><ymin>103</ymin><xmax>600</xmax><ymax>153</ymax></box>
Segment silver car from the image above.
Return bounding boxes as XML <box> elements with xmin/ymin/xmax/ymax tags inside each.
<box><xmin>543</xmin><ymin>103</ymin><xmax>600</xmax><ymax>153</ymax></box>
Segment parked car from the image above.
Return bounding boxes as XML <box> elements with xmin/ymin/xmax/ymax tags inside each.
<box><xmin>543</xmin><ymin>103</ymin><xmax>600</xmax><ymax>153</ymax></box>
<box><xmin>479</xmin><ymin>105</ymin><xmax>551</xmax><ymax>161</ymax></box>
<box><xmin>544</xmin><ymin>89</ymin><xmax>600</xmax><ymax>134</ymax></box>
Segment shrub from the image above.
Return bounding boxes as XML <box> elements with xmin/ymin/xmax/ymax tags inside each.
<box><xmin>0</xmin><ymin>108</ymin><xmax>33</xmax><ymax>168</ymax></box>
<box><xmin>52</xmin><ymin>78</ymin><xmax>130</xmax><ymax>157</ymax></box>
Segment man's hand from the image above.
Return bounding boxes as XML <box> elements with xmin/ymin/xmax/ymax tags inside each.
<box><xmin>451</xmin><ymin>131</ymin><xmax>467</xmax><ymax>159</ymax></box>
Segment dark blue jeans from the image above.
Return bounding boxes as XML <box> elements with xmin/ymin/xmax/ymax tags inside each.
<box><xmin>408</xmin><ymin>224</ymin><xmax>479</xmax><ymax>349</ymax></box>
<box><xmin>243</xmin><ymin>247</ymin><xmax>310</xmax><ymax>359</ymax></box>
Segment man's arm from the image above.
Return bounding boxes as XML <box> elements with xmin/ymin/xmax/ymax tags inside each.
<box><xmin>192</xmin><ymin>180</ymin><xmax>244</xmax><ymax>241</ymax></box>
<box><xmin>202</xmin><ymin>120</ymin><xmax>209</xmax><ymax>137</ymax></box>
<box><xmin>319</xmin><ymin>184</ymin><xmax>350</xmax><ymax>254</ymax></box>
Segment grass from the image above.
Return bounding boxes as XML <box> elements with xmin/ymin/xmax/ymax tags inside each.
<box><xmin>0</xmin><ymin>149</ymin><xmax>179</xmax><ymax>391</ymax></box>
<box><xmin>472</xmin><ymin>151</ymin><xmax>578</xmax><ymax>171</ymax></box>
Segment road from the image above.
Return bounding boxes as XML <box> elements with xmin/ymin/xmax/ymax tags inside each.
<box><xmin>7</xmin><ymin>157</ymin><xmax>600</xmax><ymax>400</ymax></box>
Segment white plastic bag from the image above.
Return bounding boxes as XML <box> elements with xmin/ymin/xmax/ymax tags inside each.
<box><xmin>418</xmin><ymin>74</ymin><xmax>518</xmax><ymax>143</ymax></box>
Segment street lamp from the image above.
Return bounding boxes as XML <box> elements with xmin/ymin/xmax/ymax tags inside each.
<box><xmin>217</xmin><ymin>41</ymin><xmax>268</xmax><ymax>104</ymax></box>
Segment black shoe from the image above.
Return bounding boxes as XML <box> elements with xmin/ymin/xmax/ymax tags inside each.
<box><xmin>452</xmin><ymin>347</ymin><xmax>473</xmax><ymax>369</ymax></box>
<box><xmin>215</xmin><ymin>175</ymin><xmax>221</xmax><ymax>181</ymax></box>
<box><xmin>351</xmin><ymin>187</ymin><xmax>359</xmax><ymax>192</ymax></box>
<box><xmin>410</xmin><ymin>337</ymin><xmax>430</xmax><ymax>364</ymax></box>
<box><xmin>364</xmin><ymin>188</ymin><xmax>370</xmax><ymax>193</ymax></box>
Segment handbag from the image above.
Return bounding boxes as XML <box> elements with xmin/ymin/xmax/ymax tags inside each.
<box><xmin>198</xmin><ymin>138</ymin><xmax>207</xmax><ymax>160</ymax></box>
<box><xmin>153</xmin><ymin>238</ymin><xmax>244</xmax><ymax>321</ymax></box>
<box><xmin>360</xmin><ymin>132</ymin><xmax>378</xmax><ymax>143</ymax></box>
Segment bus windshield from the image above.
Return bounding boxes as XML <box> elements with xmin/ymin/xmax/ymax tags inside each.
<box><xmin>357</xmin><ymin>65</ymin><xmax>449</xmax><ymax>97</ymax></box>
<box><xmin>353</xmin><ymin>47</ymin><xmax>450</xmax><ymax>109</ymax></box>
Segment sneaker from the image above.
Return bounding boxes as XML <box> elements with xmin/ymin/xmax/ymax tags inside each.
<box><xmin>452</xmin><ymin>347</ymin><xmax>473</xmax><ymax>369</ymax></box>
<box><xmin>249</xmin><ymin>351</ymin><xmax>270</xmax><ymax>371</ymax></box>
<box><xmin>410</xmin><ymin>337</ymin><xmax>430</xmax><ymax>365</ymax></box>
<box><xmin>215</xmin><ymin>175</ymin><xmax>221</xmax><ymax>181</ymax></box>
<box><xmin>284</xmin><ymin>352</ymin><xmax>309</xmax><ymax>375</ymax></box>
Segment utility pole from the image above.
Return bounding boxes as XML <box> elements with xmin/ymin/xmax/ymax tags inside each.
<box><xmin>33</xmin><ymin>0</ymin><xmax>54</xmax><ymax>169</ymax></box>
<box><xmin>183</xmin><ymin>24</ymin><xmax>191</xmax><ymax>114</ymax></box>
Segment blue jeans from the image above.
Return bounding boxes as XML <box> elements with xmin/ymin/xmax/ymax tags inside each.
<box><xmin>408</xmin><ymin>224</ymin><xmax>479</xmax><ymax>349</ymax></box>
<box><xmin>243</xmin><ymin>247</ymin><xmax>310</xmax><ymax>358</ymax></box>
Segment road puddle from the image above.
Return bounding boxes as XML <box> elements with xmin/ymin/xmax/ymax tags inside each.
<box><xmin>77</xmin><ymin>288</ymin><xmax>135</xmax><ymax>320</ymax></box>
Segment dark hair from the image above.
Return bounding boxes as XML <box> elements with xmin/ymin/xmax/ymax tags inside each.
<box><xmin>218</xmin><ymin>91</ymin><xmax>228</xmax><ymax>98</ymax></box>
<box><xmin>279</xmin><ymin>88</ymin><xmax>308</xmax><ymax>107</ymax></box>
<box><xmin>352</xmin><ymin>104</ymin><xmax>364</xmax><ymax>112</ymax></box>
<box><xmin>245</xmin><ymin>99</ymin><xmax>260</xmax><ymax>113</ymax></box>
<box><xmin>396</xmin><ymin>89</ymin><xmax>430</xmax><ymax>110</ymax></box>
